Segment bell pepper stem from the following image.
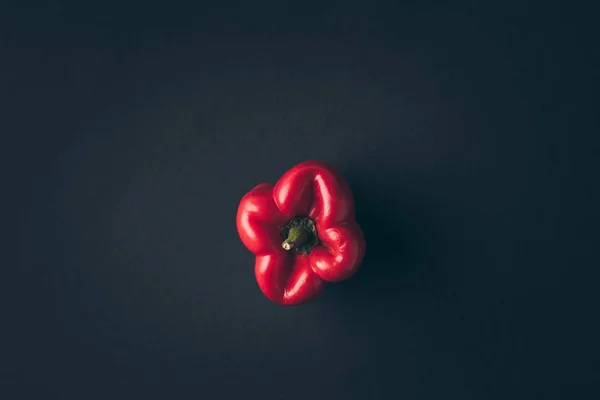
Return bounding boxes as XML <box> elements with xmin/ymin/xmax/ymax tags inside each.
<box><xmin>282</xmin><ymin>225</ymin><xmax>309</xmax><ymax>251</ymax></box>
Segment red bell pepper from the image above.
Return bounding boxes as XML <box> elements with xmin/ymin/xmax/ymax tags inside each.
<box><xmin>236</xmin><ymin>160</ymin><xmax>366</xmax><ymax>305</ymax></box>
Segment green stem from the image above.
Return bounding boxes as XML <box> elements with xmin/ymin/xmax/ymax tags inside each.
<box><xmin>281</xmin><ymin>225</ymin><xmax>309</xmax><ymax>251</ymax></box>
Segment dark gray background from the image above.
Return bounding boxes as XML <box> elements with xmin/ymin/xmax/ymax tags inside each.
<box><xmin>3</xmin><ymin>1</ymin><xmax>598</xmax><ymax>398</ymax></box>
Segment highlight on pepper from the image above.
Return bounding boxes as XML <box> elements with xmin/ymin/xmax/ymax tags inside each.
<box><xmin>236</xmin><ymin>160</ymin><xmax>366</xmax><ymax>305</ymax></box>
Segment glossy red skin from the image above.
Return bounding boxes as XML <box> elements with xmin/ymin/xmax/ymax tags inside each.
<box><xmin>236</xmin><ymin>160</ymin><xmax>366</xmax><ymax>305</ymax></box>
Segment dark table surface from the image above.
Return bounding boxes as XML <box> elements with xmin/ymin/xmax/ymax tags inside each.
<box><xmin>3</xmin><ymin>1</ymin><xmax>598</xmax><ymax>398</ymax></box>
